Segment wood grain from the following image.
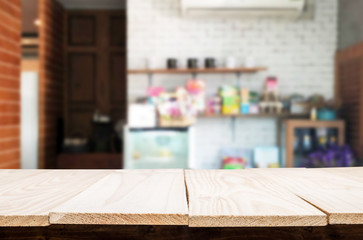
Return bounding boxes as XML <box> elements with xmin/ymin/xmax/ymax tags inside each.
<box><xmin>185</xmin><ymin>170</ymin><xmax>326</xmax><ymax>227</ymax></box>
<box><xmin>0</xmin><ymin>170</ymin><xmax>109</xmax><ymax>226</ymax></box>
<box><xmin>2</xmin><ymin>168</ymin><xmax>363</xmax><ymax>228</ymax></box>
<box><xmin>320</xmin><ymin>167</ymin><xmax>363</xmax><ymax>182</ymax></box>
<box><xmin>254</xmin><ymin>168</ymin><xmax>363</xmax><ymax>225</ymax></box>
<box><xmin>50</xmin><ymin>170</ymin><xmax>188</xmax><ymax>225</ymax></box>
<box><xmin>0</xmin><ymin>170</ymin><xmax>49</xmax><ymax>185</ymax></box>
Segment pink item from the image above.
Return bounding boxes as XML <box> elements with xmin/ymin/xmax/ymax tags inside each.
<box><xmin>266</xmin><ymin>77</ymin><xmax>278</xmax><ymax>91</ymax></box>
<box><xmin>147</xmin><ymin>87</ymin><xmax>164</xmax><ymax>97</ymax></box>
<box><xmin>186</xmin><ymin>79</ymin><xmax>205</xmax><ymax>95</ymax></box>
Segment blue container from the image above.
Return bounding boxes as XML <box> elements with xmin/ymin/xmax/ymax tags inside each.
<box><xmin>317</xmin><ymin>108</ymin><xmax>337</xmax><ymax>121</ymax></box>
<box><xmin>241</xmin><ymin>104</ymin><xmax>250</xmax><ymax>114</ymax></box>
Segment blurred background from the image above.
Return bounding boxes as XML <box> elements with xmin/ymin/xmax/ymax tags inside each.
<box><xmin>2</xmin><ymin>0</ymin><xmax>362</xmax><ymax>170</ymax></box>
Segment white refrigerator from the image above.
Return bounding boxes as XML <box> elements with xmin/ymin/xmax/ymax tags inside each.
<box><xmin>124</xmin><ymin>126</ymin><xmax>194</xmax><ymax>169</ymax></box>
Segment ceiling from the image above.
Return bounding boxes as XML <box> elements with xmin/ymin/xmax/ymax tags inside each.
<box><xmin>57</xmin><ymin>0</ymin><xmax>126</xmax><ymax>9</ymax></box>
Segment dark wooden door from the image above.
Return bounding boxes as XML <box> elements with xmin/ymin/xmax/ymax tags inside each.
<box><xmin>65</xmin><ymin>10</ymin><xmax>126</xmax><ymax>138</ymax></box>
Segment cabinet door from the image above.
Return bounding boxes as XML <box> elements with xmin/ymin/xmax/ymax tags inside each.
<box><xmin>65</xmin><ymin>11</ymin><xmax>126</xmax><ymax>137</ymax></box>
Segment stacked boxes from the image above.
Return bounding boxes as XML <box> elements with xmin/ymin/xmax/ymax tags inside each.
<box><xmin>249</xmin><ymin>91</ymin><xmax>260</xmax><ymax>114</ymax></box>
<box><xmin>220</xmin><ymin>86</ymin><xmax>260</xmax><ymax>115</ymax></box>
<box><xmin>220</xmin><ymin>86</ymin><xmax>240</xmax><ymax>115</ymax></box>
<box><xmin>240</xmin><ymin>88</ymin><xmax>250</xmax><ymax>114</ymax></box>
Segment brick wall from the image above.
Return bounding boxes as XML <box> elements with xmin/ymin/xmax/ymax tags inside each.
<box><xmin>0</xmin><ymin>0</ymin><xmax>21</xmax><ymax>169</ymax></box>
<box><xmin>128</xmin><ymin>0</ymin><xmax>338</xmax><ymax>168</ymax></box>
<box><xmin>38</xmin><ymin>0</ymin><xmax>64</xmax><ymax>169</ymax></box>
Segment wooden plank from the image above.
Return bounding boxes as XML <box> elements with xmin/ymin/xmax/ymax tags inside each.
<box><xmin>319</xmin><ymin>167</ymin><xmax>363</xmax><ymax>182</ymax></box>
<box><xmin>185</xmin><ymin>170</ymin><xmax>326</xmax><ymax>227</ymax></box>
<box><xmin>256</xmin><ymin>168</ymin><xmax>363</xmax><ymax>225</ymax></box>
<box><xmin>198</xmin><ymin>113</ymin><xmax>309</xmax><ymax>119</ymax></box>
<box><xmin>49</xmin><ymin>169</ymin><xmax>188</xmax><ymax>225</ymax></box>
<box><xmin>0</xmin><ymin>170</ymin><xmax>47</xmax><ymax>185</ymax></box>
<box><xmin>128</xmin><ymin>67</ymin><xmax>267</xmax><ymax>75</ymax></box>
<box><xmin>283</xmin><ymin>120</ymin><xmax>345</xmax><ymax>130</ymax></box>
<box><xmin>0</xmin><ymin>170</ymin><xmax>109</xmax><ymax>227</ymax></box>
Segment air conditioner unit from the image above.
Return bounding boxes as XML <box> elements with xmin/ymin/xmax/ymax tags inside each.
<box><xmin>181</xmin><ymin>0</ymin><xmax>310</xmax><ymax>19</ymax></box>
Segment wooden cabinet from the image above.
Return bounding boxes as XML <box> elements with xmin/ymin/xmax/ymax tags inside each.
<box><xmin>336</xmin><ymin>42</ymin><xmax>363</xmax><ymax>162</ymax></box>
<box><xmin>65</xmin><ymin>10</ymin><xmax>127</xmax><ymax>138</ymax></box>
<box><xmin>282</xmin><ymin>120</ymin><xmax>345</xmax><ymax>167</ymax></box>
<box><xmin>57</xmin><ymin>154</ymin><xmax>122</xmax><ymax>169</ymax></box>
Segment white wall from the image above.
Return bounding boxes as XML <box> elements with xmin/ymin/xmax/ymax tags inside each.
<box><xmin>127</xmin><ymin>0</ymin><xmax>338</xmax><ymax>169</ymax></box>
<box><xmin>21</xmin><ymin>72</ymin><xmax>39</xmax><ymax>169</ymax></box>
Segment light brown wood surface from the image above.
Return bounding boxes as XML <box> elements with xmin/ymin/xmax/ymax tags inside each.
<box><xmin>320</xmin><ymin>167</ymin><xmax>363</xmax><ymax>182</ymax></box>
<box><xmin>0</xmin><ymin>170</ymin><xmax>109</xmax><ymax>226</ymax></box>
<box><xmin>2</xmin><ymin>168</ymin><xmax>363</xmax><ymax>227</ymax></box>
<box><xmin>49</xmin><ymin>170</ymin><xmax>188</xmax><ymax>225</ymax></box>
<box><xmin>0</xmin><ymin>170</ymin><xmax>47</xmax><ymax>185</ymax></box>
<box><xmin>253</xmin><ymin>168</ymin><xmax>363</xmax><ymax>225</ymax></box>
<box><xmin>185</xmin><ymin>170</ymin><xmax>326</xmax><ymax>227</ymax></box>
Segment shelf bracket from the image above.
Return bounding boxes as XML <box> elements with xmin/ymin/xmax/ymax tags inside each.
<box><xmin>236</xmin><ymin>72</ymin><xmax>242</xmax><ymax>88</ymax></box>
<box><xmin>231</xmin><ymin>117</ymin><xmax>237</xmax><ymax>142</ymax></box>
<box><xmin>192</xmin><ymin>72</ymin><xmax>197</xmax><ymax>79</ymax></box>
<box><xmin>148</xmin><ymin>73</ymin><xmax>153</xmax><ymax>87</ymax></box>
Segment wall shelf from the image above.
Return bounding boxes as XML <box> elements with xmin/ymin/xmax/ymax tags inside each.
<box><xmin>198</xmin><ymin>113</ymin><xmax>309</xmax><ymax>119</ymax></box>
<box><xmin>128</xmin><ymin>67</ymin><xmax>268</xmax><ymax>87</ymax></box>
<box><xmin>128</xmin><ymin>67</ymin><xmax>268</xmax><ymax>75</ymax></box>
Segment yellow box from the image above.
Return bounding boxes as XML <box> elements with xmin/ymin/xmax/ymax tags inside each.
<box><xmin>222</xmin><ymin>105</ymin><xmax>239</xmax><ymax>115</ymax></box>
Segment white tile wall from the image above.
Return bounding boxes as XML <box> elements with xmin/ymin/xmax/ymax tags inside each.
<box><xmin>127</xmin><ymin>0</ymin><xmax>338</xmax><ymax>169</ymax></box>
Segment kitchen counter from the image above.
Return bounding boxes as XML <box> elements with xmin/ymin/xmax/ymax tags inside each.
<box><xmin>1</xmin><ymin>168</ymin><xmax>363</xmax><ymax>239</ymax></box>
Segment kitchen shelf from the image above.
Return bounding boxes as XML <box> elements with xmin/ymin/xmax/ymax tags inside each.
<box><xmin>198</xmin><ymin>113</ymin><xmax>309</xmax><ymax>119</ymax></box>
<box><xmin>128</xmin><ymin>67</ymin><xmax>268</xmax><ymax>75</ymax></box>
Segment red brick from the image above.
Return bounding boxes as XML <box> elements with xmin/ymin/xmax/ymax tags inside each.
<box><xmin>0</xmin><ymin>89</ymin><xmax>19</xmax><ymax>101</ymax></box>
<box><xmin>0</xmin><ymin>1</ymin><xmax>21</xmax><ymax>19</ymax></box>
<box><xmin>0</xmin><ymin>78</ymin><xmax>19</xmax><ymax>89</ymax></box>
<box><xmin>0</xmin><ymin>102</ymin><xmax>20</xmax><ymax>113</ymax></box>
<box><xmin>0</xmin><ymin>138</ymin><xmax>19</xmax><ymax>151</ymax></box>
<box><xmin>0</xmin><ymin>115</ymin><xmax>20</xmax><ymax>125</ymax></box>
<box><xmin>0</xmin><ymin>150</ymin><xmax>20</xmax><ymax>165</ymax></box>
<box><xmin>0</xmin><ymin>160</ymin><xmax>20</xmax><ymax>169</ymax></box>
<box><xmin>0</xmin><ymin>127</ymin><xmax>20</xmax><ymax>138</ymax></box>
<box><xmin>38</xmin><ymin>0</ymin><xmax>65</xmax><ymax>169</ymax></box>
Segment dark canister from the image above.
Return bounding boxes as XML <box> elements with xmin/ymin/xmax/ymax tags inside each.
<box><xmin>187</xmin><ymin>58</ymin><xmax>198</xmax><ymax>69</ymax></box>
<box><xmin>205</xmin><ymin>58</ymin><xmax>216</xmax><ymax>68</ymax></box>
<box><xmin>167</xmin><ymin>58</ymin><xmax>178</xmax><ymax>69</ymax></box>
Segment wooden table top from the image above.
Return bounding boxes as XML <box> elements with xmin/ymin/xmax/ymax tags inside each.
<box><xmin>0</xmin><ymin>168</ymin><xmax>362</xmax><ymax>227</ymax></box>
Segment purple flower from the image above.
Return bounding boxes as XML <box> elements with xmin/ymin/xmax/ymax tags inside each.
<box><xmin>300</xmin><ymin>144</ymin><xmax>356</xmax><ymax>168</ymax></box>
